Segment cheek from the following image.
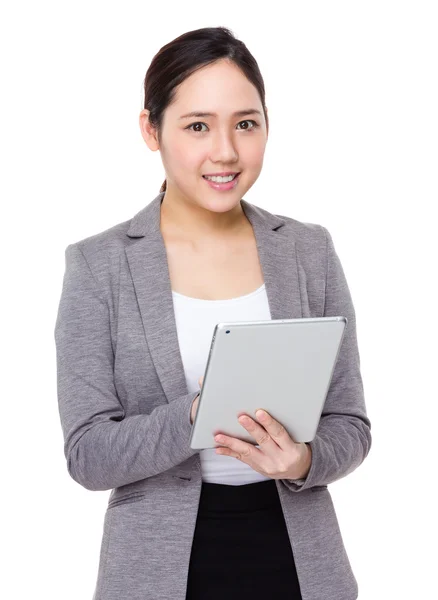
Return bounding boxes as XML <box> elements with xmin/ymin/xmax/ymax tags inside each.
<box><xmin>236</xmin><ymin>136</ymin><xmax>266</xmax><ymax>174</ymax></box>
<box><xmin>245</xmin><ymin>142</ymin><xmax>266</xmax><ymax>167</ymax></box>
<box><xmin>169</xmin><ymin>140</ymin><xmax>207</xmax><ymax>174</ymax></box>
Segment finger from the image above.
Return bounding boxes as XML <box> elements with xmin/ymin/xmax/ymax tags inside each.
<box><xmin>237</xmin><ymin>414</ymin><xmax>280</xmax><ymax>453</ymax></box>
<box><xmin>214</xmin><ymin>432</ymin><xmax>263</xmax><ymax>462</ymax></box>
<box><xmin>252</xmin><ymin>409</ymin><xmax>296</xmax><ymax>451</ymax></box>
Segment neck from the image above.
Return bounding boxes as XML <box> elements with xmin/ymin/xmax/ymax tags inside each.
<box><xmin>159</xmin><ymin>191</ymin><xmax>249</xmax><ymax>241</ymax></box>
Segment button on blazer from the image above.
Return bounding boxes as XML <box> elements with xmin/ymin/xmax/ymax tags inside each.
<box><xmin>54</xmin><ymin>191</ymin><xmax>372</xmax><ymax>600</ymax></box>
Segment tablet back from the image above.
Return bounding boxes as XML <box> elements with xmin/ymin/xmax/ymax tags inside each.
<box><xmin>189</xmin><ymin>316</ymin><xmax>347</xmax><ymax>449</ymax></box>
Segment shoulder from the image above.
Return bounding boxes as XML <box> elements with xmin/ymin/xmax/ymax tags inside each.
<box><xmin>63</xmin><ymin>216</ymin><xmax>133</xmax><ymax>276</ymax></box>
<box><xmin>278</xmin><ymin>212</ymin><xmax>328</xmax><ymax>245</ymax></box>
<box><xmin>242</xmin><ymin>201</ymin><xmax>333</xmax><ymax>289</ymax></box>
<box><xmin>63</xmin><ymin>193</ymin><xmax>159</xmax><ymax>266</ymax></box>
<box><xmin>248</xmin><ymin>199</ymin><xmax>328</xmax><ymax>247</ymax></box>
<box><xmin>67</xmin><ymin>217</ymin><xmax>131</xmax><ymax>252</ymax></box>
<box><xmin>254</xmin><ymin>200</ymin><xmax>329</xmax><ymax>257</ymax></box>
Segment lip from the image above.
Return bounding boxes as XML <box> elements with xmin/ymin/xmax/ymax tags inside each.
<box><xmin>202</xmin><ymin>172</ymin><xmax>241</xmax><ymax>191</ymax></box>
<box><xmin>202</xmin><ymin>171</ymin><xmax>240</xmax><ymax>177</ymax></box>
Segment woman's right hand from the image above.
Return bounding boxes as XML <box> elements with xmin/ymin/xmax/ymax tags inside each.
<box><xmin>190</xmin><ymin>376</ymin><xmax>203</xmax><ymax>424</ymax></box>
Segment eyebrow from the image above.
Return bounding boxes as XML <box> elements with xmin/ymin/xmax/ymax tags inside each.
<box><xmin>178</xmin><ymin>109</ymin><xmax>262</xmax><ymax>120</ymax></box>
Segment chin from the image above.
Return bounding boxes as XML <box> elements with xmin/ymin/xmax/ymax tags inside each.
<box><xmin>200</xmin><ymin>196</ymin><xmax>243</xmax><ymax>213</ymax></box>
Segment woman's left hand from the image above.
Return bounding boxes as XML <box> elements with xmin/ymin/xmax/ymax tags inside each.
<box><xmin>214</xmin><ymin>409</ymin><xmax>312</xmax><ymax>481</ymax></box>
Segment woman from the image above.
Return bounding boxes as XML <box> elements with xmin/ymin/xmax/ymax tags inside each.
<box><xmin>55</xmin><ymin>26</ymin><xmax>372</xmax><ymax>600</ymax></box>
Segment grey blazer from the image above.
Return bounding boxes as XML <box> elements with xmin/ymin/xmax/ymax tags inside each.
<box><xmin>54</xmin><ymin>191</ymin><xmax>372</xmax><ymax>600</ymax></box>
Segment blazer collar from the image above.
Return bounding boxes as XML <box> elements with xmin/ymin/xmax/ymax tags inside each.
<box><xmin>125</xmin><ymin>192</ymin><xmax>304</xmax><ymax>405</ymax></box>
<box><xmin>126</xmin><ymin>191</ymin><xmax>285</xmax><ymax>237</ymax></box>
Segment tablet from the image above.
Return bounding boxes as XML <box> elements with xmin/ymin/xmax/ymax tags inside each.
<box><xmin>189</xmin><ymin>316</ymin><xmax>347</xmax><ymax>449</ymax></box>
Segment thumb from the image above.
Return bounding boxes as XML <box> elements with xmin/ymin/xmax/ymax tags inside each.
<box><xmin>198</xmin><ymin>376</ymin><xmax>204</xmax><ymax>387</ymax></box>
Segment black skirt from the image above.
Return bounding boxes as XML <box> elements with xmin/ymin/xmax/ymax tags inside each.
<box><xmin>185</xmin><ymin>479</ymin><xmax>303</xmax><ymax>600</ymax></box>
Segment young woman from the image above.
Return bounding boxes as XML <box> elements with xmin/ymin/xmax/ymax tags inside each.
<box><xmin>55</xmin><ymin>26</ymin><xmax>372</xmax><ymax>600</ymax></box>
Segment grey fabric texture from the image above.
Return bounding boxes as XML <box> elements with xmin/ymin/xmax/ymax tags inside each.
<box><xmin>54</xmin><ymin>192</ymin><xmax>371</xmax><ymax>600</ymax></box>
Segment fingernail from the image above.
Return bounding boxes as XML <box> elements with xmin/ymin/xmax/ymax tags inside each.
<box><xmin>256</xmin><ymin>410</ymin><xmax>265</xmax><ymax>419</ymax></box>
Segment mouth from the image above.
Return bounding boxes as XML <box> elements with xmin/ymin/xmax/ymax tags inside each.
<box><xmin>202</xmin><ymin>172</ymin><xmax>241</xmax><ymax>191</ymax></box>
<box><xmin>202</xmin><ymin>172</ymin><xmax>240</xmax><ymax>180</ymax></box>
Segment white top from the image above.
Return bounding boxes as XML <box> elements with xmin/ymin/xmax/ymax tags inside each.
<box><xmin>172</xmin><ymin>283</ymin><xmax>272</xmax><ymax>485</ymax></box>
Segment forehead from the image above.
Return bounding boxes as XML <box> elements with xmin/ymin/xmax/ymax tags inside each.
<box><xmin>167</xmin><ymin>60</ymin><xmax>262</xmax><ymax>118</ymax></box>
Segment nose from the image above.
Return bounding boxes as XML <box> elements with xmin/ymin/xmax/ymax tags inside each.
<box><xmin>210</xmin><ymin>129</ymin><xmax>239</xmax><ymax>164</ymax></box>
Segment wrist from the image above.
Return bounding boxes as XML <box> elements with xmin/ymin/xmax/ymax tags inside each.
<box><xmin>296</xmin><ymin>442</ymin><xmax>312</xmax><ymax>479</ymax></box>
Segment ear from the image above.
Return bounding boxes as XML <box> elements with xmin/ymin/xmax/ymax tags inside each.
<box><xmin>139</xmin><ymin>109</ymin><xmax>160</xmax><ymax>151</ymax></box>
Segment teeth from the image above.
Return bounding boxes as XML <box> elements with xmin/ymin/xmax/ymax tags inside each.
<box><xmin>204</xmin><ymin>174</ymin><xmax>237</xmax><ymax>183</ymax></box>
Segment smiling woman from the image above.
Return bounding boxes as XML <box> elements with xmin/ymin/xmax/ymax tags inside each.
<box><xmin>139</xmin><ymin>31</ymin><xmax>269</xmax><ymax>220</ymax></box>
<box><xmin>55</xmin><ymin>25</ymin><xmax>371</xmax><ymax>600</ymax></box>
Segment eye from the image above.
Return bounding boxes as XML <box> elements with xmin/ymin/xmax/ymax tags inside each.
<box><xmin>236</xmin><ymin>120</ymin><xmax>258</xmax><ymax>131</ymax></box>
<box><xmin>186</xmin><ymin>122</ymin><xmax>208</xmax><ymax>133</ymax></box>
<box><xmin>185</xmin><ymin>120</ymin><xmax>259</xmax><ymax>133</ymax></box>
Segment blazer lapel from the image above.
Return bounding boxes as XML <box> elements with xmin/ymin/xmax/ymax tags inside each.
<box><xmin>125</xmin><ymin>192</ymin><xmax>304</xmax><ymax>405</ymax></box>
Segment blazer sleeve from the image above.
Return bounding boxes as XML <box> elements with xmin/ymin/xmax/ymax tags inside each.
<box><xmin>54</xmin><ymin>242</ymin><xmax>200</xmax><ymax>492</ymax></box>
<box><xmin>283</xmin><ymin>226</ymin><xmax>372</xmax><ymax>492</ymax></box>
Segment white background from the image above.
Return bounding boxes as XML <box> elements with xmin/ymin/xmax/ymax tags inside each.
<box><xmin>1</xmin><ymin>1</ymin><xmax>437</xmax><ymax>598</ymax></box>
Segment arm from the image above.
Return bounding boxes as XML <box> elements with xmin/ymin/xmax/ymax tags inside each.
<box><xmin>54</xmin><ymin>243</ymin><xmax>199</xmax><ymax>492</ymax></box>
<box><xmin>283</xmin><ymin>227</ymin><xmax>372</xmax><ymax>491</ymax></box>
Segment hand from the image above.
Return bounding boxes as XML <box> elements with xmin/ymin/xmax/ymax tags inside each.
<box><xmin>190</xmin><ymin>376</ymin><xmax>203</xmax><ymax>425</ymax></box>
<box><xmin>214</xmin><ymin>409</ymin><xmax>312</xmax><ymax>481</ymax></box>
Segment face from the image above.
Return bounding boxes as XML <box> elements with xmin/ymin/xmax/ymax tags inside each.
<box><xmin>139</xmin><ymin>59</ymin><xmax>269</xmax><ymax>214</ymax></box>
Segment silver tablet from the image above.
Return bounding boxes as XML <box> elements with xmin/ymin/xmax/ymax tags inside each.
<box><xmin>189</xmin><ymin>316</ymin><xmax>347</xmax><ymax>449</ymax></box>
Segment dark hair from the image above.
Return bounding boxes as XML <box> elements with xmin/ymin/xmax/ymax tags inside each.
<box><xmin>142</xmin><ymin>27</ymin><xmax>268</xmax><ymax>193</ymax></box>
